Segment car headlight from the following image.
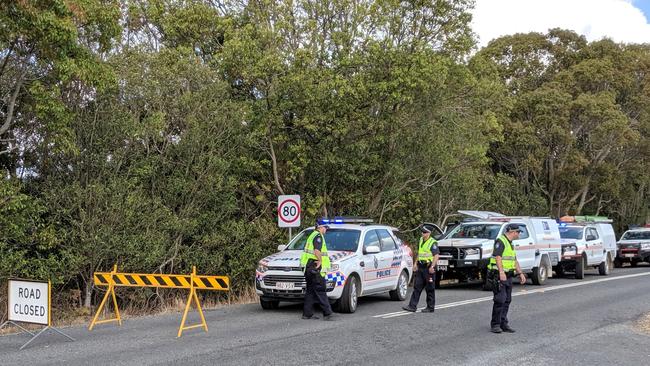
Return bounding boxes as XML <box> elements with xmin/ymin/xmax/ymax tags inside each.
<box><xmin>464</xmin><ymin>248</ymin><xmax>480</xmax><ymax>256</ymax></box>
<box><xmin>257</xmin><ymin>263</ymin><xmax>268</xmax><ymax>273</ymax></box>
<box><xmin>641</xmin><ymin>244</ymin><xmax>650</xmax><ymax>250</ymax></box>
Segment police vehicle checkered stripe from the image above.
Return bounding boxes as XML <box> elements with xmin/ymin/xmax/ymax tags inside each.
<box><xmin>94</xmin><ymin>272</ymin><xmax>229</xmax><ymax>290</ymax></box>
<box><xmin>325</xmin><ymin>272</ymin><xmax>346</xmax><ymax>286</ymax></box>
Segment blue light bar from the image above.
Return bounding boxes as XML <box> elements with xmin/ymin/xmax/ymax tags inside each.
<box><xmin>317</xmin><ymin>217</ymin><xmax>374</xmax><ymax>225</ymax></box>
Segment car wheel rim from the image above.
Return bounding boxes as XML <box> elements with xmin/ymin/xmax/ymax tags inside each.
<box><xmin>399</xmin><ymin>273</ymin><xmax>407</xmax><ymax>298</ymax></box>
<box><xmin>351</xmin><ymin>280</ymin><xmax>357</xmax><ymax>310</ymax></box>
<box><xmin>540</xmin><ymin>266</ymin><xmax>547</xmax><ymax>281</ymax></box>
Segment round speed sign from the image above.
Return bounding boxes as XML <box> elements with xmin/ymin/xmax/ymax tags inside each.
<box><xmin>278</xmin><ymin>195</ymin><xmax>301</xmax><ymax>227</ymax></box>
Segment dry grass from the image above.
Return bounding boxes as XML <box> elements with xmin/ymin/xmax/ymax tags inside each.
<box><xmin>0</xmin><ymin>286</ymin><xmax>258</xmax><ymax>335</ymax></box>
<box><xmin>635</xmin><ymin>312</ymin><xmax>650</xmax><ymax>334</ymax></box>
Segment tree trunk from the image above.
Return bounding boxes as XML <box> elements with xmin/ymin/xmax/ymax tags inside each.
<box><xmin>84</xmin><ymin>277</ymin><xmax>93</xmax><ymax>308</ymax></box>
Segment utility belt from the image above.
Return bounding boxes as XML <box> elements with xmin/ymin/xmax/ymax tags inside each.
<box><xmin>488</xmin><ymin>269</ymin><xmax>515</xmax><ymax>278</ymax></box>
<box><xmin>418</xmin><ymin>260</ymin><xmax>432</xmax><ymax>266</ymax></box>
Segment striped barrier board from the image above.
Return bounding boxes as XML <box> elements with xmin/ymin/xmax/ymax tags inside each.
<box><xmin>93</xmin><ymin>272</ymin><xmax>229</xmax><ymax>290</ymax></box>
<box><xmin>89</xmin><ymin>265</ymin><xmax>230</xmax><ymax>337</ymax></box>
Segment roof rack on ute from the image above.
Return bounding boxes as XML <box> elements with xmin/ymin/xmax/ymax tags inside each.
<box><xmin>558</xmin><ymin>215</ymin><xmax>613</xmax><ymax>224</ymax></box>
<box><xmin>318</xmin><ymin>217</ymin><xmax>374</xmax><ymax>225</ymax></box>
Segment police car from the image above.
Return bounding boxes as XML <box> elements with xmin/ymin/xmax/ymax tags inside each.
<box><xmin>255</xmin><ymin>218</ymin><xmax>414</xmax><ymax>313</ymax></box>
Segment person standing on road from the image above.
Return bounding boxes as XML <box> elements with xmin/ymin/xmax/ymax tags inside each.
<box><xmin>402</xmin><ymin>224</ymin><xmax>439</xmax><ymax>313</ymax></box>
<box><xmin>488</xmin><ymin>223</ymin><xmax>527</xmax><ymax>333</ymax></box>
<box><xmin>300</xmin><ymin>221</ymin><xmax>335</xmax><ymax>321</ymax></box>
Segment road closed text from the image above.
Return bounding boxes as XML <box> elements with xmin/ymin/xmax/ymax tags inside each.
<box><xmin>8</xmin><ymin>280</ymin><xmax>49</xmax><ymax>325</ymax></box>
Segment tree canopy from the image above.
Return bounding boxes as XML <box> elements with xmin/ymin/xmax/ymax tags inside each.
<box><xmin>1</xmin><ymin>1</ymin><xmax>649</xmax><ymax>310</ymax></box>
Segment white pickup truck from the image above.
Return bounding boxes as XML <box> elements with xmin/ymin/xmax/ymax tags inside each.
<box><xmin>556</xmin><ymin>217</ymin><xmax>616</xmax><ymax>279</ymax></box>
<box><xmin>435</xmin><ymin>211</ymin><xmax>562</xmax><ymax>289</ymax></box>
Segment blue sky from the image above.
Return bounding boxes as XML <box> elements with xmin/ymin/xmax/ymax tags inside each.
<box><xmin>472</xmin><ymin>0</ymin><xmax>650</xmax><ymax>46</ymax></box>
<box><xmin>635</xmin><ymin>0</ymin><xmax>650</xmax><ymax>20</ymax></box>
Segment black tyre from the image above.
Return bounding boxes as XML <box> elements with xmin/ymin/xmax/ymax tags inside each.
<box><xmin>531</xmin><ymin>263</ymin><xmax>548</xmax><ymax>285</ymax></box>
<box><xmin>480</xmin><ymin>268</ymin><xmax>491</xmax><ymax>291</ymax></box>
<box><xmin>260</xmin><ymin>298</ymin><xmax>280</xmax><ymax>310</ymax></box>
<box><xmin>631</xmin><ymin>260</ymin><xmax>639</xmax><ymax>267</ymax></box>
<box><xmin>575</xmin><ymin>256</ymin><xmax>586</xmax><ymax>279</ymax></box>
<box><xmin>613</xmin><ymin>258</ymin><xmax>623</xmax><ymax>268</ymax></box>
<box><xmin>338</xmin><ymin>275</ymin><xmax>359</xmax><ymax>313</ymax></box>
<box><xmin>598</xmin><ymin>255</ymin><xmax>611</xmax><ymax>276</ymax></box>
<box><xmin>389</xmin><ymin>271</ymin><xmax>408</xmax><ymax>301</ymax></box>
<box><xmin>481</xmin><ymin>278</ymin><xmax>493</xmax><ymax>291</ymax></box>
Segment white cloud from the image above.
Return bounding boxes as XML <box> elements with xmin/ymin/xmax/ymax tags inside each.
<box><xmin>471</xmin><ymin>0</ymin><xmax>650</xmax><ymax>47</ymax></box>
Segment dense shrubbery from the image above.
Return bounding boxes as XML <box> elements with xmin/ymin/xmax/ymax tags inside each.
<box><xmin>1</xmin><ymin>1</ymin><xmax>649</xmax><ymax>312</ymax></box>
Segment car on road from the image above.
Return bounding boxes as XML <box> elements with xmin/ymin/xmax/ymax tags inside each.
<box><xmin>556</xmin><ymin>216</ymin><xmax>617</xmax><ymax>279</ymax></box>
<box><xmin>615</xmin><ymin>227</ymin><xmax>650</xmax><ymax>267</ymax></box>
<box><xmin>255</xmin><ymin>218</ymin><xmax>414</xmax><ymax>313</ymax></box>
<box><xmin>435</xmin><ymin>211</ymin><xmax>562</xmax><ymax>289</ymax></box>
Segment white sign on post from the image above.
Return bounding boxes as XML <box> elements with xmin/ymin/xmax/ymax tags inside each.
<box><xmin>8</xmin><ymin>279</ymin><xmax>49</xmax><ymax>325</ymax></box>
<box><xmin>278</xmin><ymin>195</ymin><xmax>301</xmax><ymax>228</ymax></box>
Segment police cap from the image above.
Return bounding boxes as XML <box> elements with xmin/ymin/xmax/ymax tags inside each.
<box><xmin>505</xmin><ymin>223</ymin><xmax>521</xmax><ymax>232</ymax></box>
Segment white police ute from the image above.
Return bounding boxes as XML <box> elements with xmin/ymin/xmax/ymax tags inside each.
<box><xmin>255</xmin><ymin>218</ymin><xmax>414</xmax><ymax>313</ymax></box>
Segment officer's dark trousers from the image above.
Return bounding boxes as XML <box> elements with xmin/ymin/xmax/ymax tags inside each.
<box><xmin>491</xmin><ymin>276</ymin><xmax>513</xmax><ymax>328</ymax></box>
<box><xmin>303</xmin><ymin>266</ymin><xmax>333</xmax><ymax>317</ymax></box>
<box><xmin>407</xmin><ymin>264</ymin><xmax>436</xmax><ymax>310</ymax></box>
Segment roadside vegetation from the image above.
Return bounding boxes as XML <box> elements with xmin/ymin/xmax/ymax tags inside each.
<box><xmin>2</xmin><ymin>1</ymin><xmax>650</xmax><ymax>320</ymax></box>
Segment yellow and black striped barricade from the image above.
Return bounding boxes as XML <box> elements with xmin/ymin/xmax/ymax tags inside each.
<box><xmin>89</xmin><ymin>265</ymin><xmax>230</xmax><ymax>337</ymax></box>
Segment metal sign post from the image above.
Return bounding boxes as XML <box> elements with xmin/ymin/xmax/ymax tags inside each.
<box><xmin>278</xmin><ymin>195</ymin><xmax>301</xmax><ymax>241</ymax></box>
<box><xmin>1</xmin><ymin>279</ymin><xmax>74</xmax><ymax>350</ymax></box>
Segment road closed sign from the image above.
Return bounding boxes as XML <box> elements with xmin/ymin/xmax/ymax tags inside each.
<box><xmin>8</xmin><ymin>279</ymin><xmax>49</xmax><ymax>325</ymax></box>
<box><xmin>278</xmin><ymin>195</ymin><xmax>301</xmax><ymax>228</ymax></box>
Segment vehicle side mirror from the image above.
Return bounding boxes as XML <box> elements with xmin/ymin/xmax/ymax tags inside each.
<box><xmin>364</xmin><ymin>245</ymin><xmax>380</xmax><ymax>254</ymax></box>
<box><xmin>277</xmin><ymin>244</ymin><xmax>287</xmax><ymax>251</ymax></box>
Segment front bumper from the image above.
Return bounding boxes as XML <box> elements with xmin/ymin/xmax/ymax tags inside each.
<box><xmin>616</xmin><ymin>248</ymin><xmax>650</xmax><ymax>261</ymax></box>
<box><xmin>435</xmin><ymin>251</ymin><xmax>488</xmax><ymax>282</ymax></box>
<box><xmin>255</xmin><ymin>271</ymin><xmax>344</xmax><ymax>301</ymax></box>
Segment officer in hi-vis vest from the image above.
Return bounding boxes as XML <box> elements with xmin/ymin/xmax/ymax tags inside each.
<box><xmin>402</xmin><ymin>224</ymin><xmax>439</xmax><ymax>313</ymax></box>
<box><xmin>300</xmin><ymin>221</ymin><xmax>335</xmax><ymax>320</ymax></box>
<box><xmin>488</xmin><ymin>223</ymin><xmax>527</xmax><ymax>333</ymax></box>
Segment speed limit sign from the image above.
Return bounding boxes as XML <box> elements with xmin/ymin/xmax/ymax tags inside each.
<box><xmin>278</xmin><ymin>195</ymin><xmax>301</xmax><ymax>228</ymax></box>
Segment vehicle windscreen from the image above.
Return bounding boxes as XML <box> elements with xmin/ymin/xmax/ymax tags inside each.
<box><xmin>559</xmin><ymin>227</ymin><xmax>583</xmax><ymax>240</ymax></box>
<box><xmin>286</xmin><ymin>229</ymin><xmax>361</xmax><ymax>252</ymax></box>
<box><xmin>621</xmin><ymin>231</ymin><xmax>650</xmax><ymax>240</ymax></box>
<box><xmin>447</xmin><ymin>224</ymin><xmax>502</xmax><ymax>239</ymax></box>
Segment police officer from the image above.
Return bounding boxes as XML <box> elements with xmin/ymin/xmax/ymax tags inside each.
<box><xmin>488</xmin><ymin>223</ymin><xmax>526</xmax><ymax>333</ymax></box>
<box><xmin>402</xmin><ymin>224</ymin><xmax>439</xmax><ymax>313</ymax></box>
<box><xmin>300</xmin><ymin>221</ymin><xmax>335</xmax><ymax>320</ymax></box>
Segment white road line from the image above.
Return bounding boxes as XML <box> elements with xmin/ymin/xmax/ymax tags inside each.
<box><xmin>374</xmin><ymin>271</ymin><xmax>650</xmax><ymax>319</ymax></box>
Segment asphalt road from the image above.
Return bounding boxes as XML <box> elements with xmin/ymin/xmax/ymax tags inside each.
<box><xmin>2</xmin><ymin>266</ymin><xmax>650</xmax><ymax>366</ymax></box>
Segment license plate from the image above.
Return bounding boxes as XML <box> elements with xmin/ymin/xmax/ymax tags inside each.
<box><xmin>624</xmin><ymin>254</ymin><xmax>636</xmax><ymax>258</ymax></box>
<box><xmin>437</xmin><ymin>265</ymin><xmax>448</xmax><ymax>271</ymax></box>
<box><xmin>276</xmin><ymin>282</ymin><xmax>295</xmax><ymax>290</ymax></box>
<box><xmin>438</xmin><ymin>260</ymin><xmax>448</xmax><ymax>266</ymax></box>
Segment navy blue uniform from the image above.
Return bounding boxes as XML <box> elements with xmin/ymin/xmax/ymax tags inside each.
<box><xmin>303</xmin><ymin>234</ymin><xmax>333</xmax><ymax>318</ymax></box>
<box><xmin>490</xmin><ymin>238</ymin><xmax>513</xmax><ymax>329</ymax></box>
<box><xmin>406</xmin><ymin>243</ymin><xmax>440</xmax><ymax>310</ymax></box>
